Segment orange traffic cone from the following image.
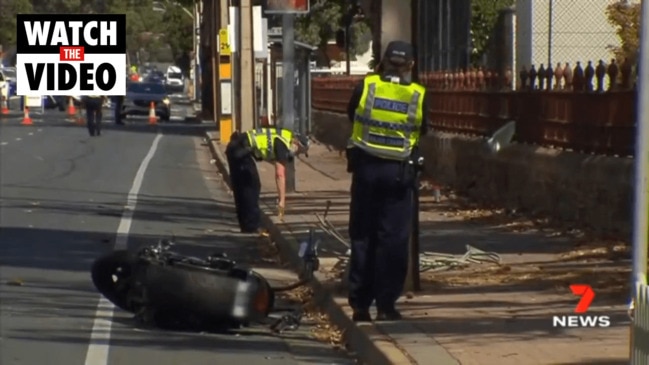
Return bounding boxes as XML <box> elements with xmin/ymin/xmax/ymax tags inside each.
<box><xmin>148</xmin><ymin>102</ymin><xmax>157</xmax><ymax>125</ymax></box>
<box><xmin>67</xmin><ymin>97</ymin><xmax>76</xmax><ymax>115</ymax></box>
<box><xmin>1</xmin><ymin>94</ymin><xmax>9</xmax><ymax>115</ymax></box>
<box><xmin>21</xmin><ymin>106</ymin><xmax>32</xmax><ymax>125</ymax></box>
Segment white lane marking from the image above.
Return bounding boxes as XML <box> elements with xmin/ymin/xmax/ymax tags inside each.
<box><xmin>84</xmin><ymin>133</ymin><xmax>164</xmax><ymax>365</ymax></box>
<box><xmin>15</xmin><ymin>138</ymin><xmax>21</xmax><ymax>141</ymax></box>
<box><xmin>28</xmin><ymin>132</ymin><xmax>33</xmax><ymax>136</ymax></box>
<box><xmin>0</xmin><ymin>142</ymin><xmax>7</xmax><ymax>146</ymax></box>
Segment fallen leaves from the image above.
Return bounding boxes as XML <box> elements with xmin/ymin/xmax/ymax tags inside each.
<box><xmin>417</xmin><ymin>186</ymin><xmax>635</xmax><ymax>298</ymax></box>
<box><xmin>311</xmin><ymin>316</ymin><xmax>346</xmax><ymax>348</ymax></box>
<box><xmin>6</xmin><ymin>279</ymin><xmax>24</xmax><ymax>286</ymax></box>
<box><xmin>258</xmin><ymin>237</ymin><xmax>280</xmax><ymax>260</ymax></box>
<box><xmin>279</xmin><ymin>286</ymin><xmax>346</xmax><ymax>348</ymax></box>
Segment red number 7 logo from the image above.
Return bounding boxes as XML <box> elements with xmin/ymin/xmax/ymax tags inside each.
<box><xmin>570</xmin><ymin>284</ymin><xmax>595</xmax><ymax>314</ymax></box>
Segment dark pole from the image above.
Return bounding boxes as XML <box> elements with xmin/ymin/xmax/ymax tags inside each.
<box><xmin>547</xmin><ymin>0</ymin><xmax>553</xmax><ymax>66</ymax></box>
<box><xmin>281</xmin><ymin>14</ymin><xmax>296</xmax><ymax>193</ymax></box>
<box><xmin>345</xmin><ymin>25</ymin><xmax>351</xmax><ymax>75</ymax></box>
<box><xmin>410</xmin><ymin>174</ymin><xmax>421</xmax><ymax>291</ymax></box>
<box><xmin>411</xmin><ymin>0</ymin><xmax>419</xmax><ymax>82</ymax></box>
<box><xmin>408</xmin><ymin>0</ymin><xmax>421</xmax><ymax>293</ymax></box>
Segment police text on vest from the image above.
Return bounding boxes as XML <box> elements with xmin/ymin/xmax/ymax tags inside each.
<box><xmin>16</xmin><ymin>14</ymin><xmax>127</xmax><ymax>96</ymax></box>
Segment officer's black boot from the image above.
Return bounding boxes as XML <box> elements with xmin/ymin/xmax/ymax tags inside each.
<box><xmin>352</xmin><ymin>309</ymin><xmax>371</xmax><ymax>322</ymax></box>
<box><xmin>376</xmin><ymin>309</ymin><xmax>402</xmax><ymax>321</ymax></box>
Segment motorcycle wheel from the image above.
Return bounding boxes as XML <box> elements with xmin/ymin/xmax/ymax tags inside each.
<box><xmin>91</xmin><ymin>250</ymin><xmax>137</xmax><ymax>312</ymax></box>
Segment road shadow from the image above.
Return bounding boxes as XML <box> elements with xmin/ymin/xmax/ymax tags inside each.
<box><xmin>0</xmin><ymin>115</ymin><xmax>217</xmax><ymax>137</ymax></box>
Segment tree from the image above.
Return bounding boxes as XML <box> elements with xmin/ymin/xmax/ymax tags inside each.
<box><xmin>294</xmin><ymin>0</ymin><xmax>371</xmax><ymax>66</ymax></box>
<box><xmin>160</xmin><ymin>2</ymin><xmax>194</xmax><ymax>71</ymax></box>
<box><xmin>0</xmin><ymin>0</ymin><xmax>33</xmax><ymax>47</ymax></box>
<box><xmin>31</xmin><ymin>0</ymin><xmax>83</xmax><ymax>14</ymax></box>
<box><xmin>605</xmin><ymin>1</ymin><xmax>641</xmax><ymax>63</ymax></box>
<box><xmin>470</xmin><ymin>0</ymin><xmax>514</xmax><ymax>66</ymax></box>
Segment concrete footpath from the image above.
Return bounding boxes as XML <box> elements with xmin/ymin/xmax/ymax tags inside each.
<box><xmin>206</xmin><ymin>132</ymin><xmax>631</xmax><ymax>365</ymax></box>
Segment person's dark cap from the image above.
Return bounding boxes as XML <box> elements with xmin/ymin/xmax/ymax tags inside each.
<box><xmin>383</xmin><ymin>41</ymin><xmax>414</xmax><ymax>66</ymax></box>
<box><xmin>294</xmin><ymin>133</ymin><xmax>311</xmax><ymax>157</ymax></box>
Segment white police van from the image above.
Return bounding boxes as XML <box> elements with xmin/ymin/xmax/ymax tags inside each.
<box><xmin>165</xmin><ymin>66</ymin><xmax>185</xmax><ymax>94</ymax></box>
<box><xmin>0</xmin><ymin>69</ymin><xmax>9</xmax><ymax>100</ymax></box>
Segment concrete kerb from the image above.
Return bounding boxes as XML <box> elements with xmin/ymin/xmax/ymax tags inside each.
<box><xmin>204</xmin><ymin>131</ymin><xmax>414</xmax><ymax>365</ymax></box>
<box><xmin>0</xmin><ymin>111</ymin><xmax>24</xmax><ymax>119</ymax></box>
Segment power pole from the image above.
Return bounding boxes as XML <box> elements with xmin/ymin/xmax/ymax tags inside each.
<box><xmin>238</xmin><ymin>0</ymin><xmax>255</xmax><ymax>132</ymax></box>
<box><xmin>211</xmin><ymin>0</ymin><xmax>219</xmax><ymax>124</ymax></box>
<box><xmin>192</xmin><ymin>1</ymin><xmax>200</xmax><ymax>102</ymax></box>
<box><xmin>630</xmin><ymin>0</ymin><xmax>649</xmax><ymax>361</ymax></box>
<box><xmin>200</xmin><ymin>0</ymin><xmax>214</xmax><ymax>119</ymax></box>
<box><xmin>218</xmin><ymin>0</ymin><xmax>233</xmax><ymax>142</ymax></box>
<box><xmin>281</xmin><ymin>14</ymin><xmax>296</xmax><ymax>192</ymax></box>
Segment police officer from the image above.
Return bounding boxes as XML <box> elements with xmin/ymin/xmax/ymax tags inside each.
<box><xmin>345</xmin><ymin>41</ymin><xmax>429</xmax><ymax>322</ymax></box>
<box><xmin>113</xmin><ymin>95</ymin><xmax>125</xmax><ymax>125</ymax></box>
<box><xmin>83</xmin><ymin>95</ymin><xmax>106</xmax><ymax>136</ymax></box>
<box><xmin>225</xmin><ymin>127</ymin><xmax>310</xmax><ymax>234</ymax></box>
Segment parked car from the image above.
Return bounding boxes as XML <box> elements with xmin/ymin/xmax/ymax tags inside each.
<box><xmin>119</xmin><ymin>82</ymin><xmax>171</xmax><ymax>122</ymax></box>
<box><xmin>0</xmin><ymin>70</ymin><xmax>9</xmax><ymax>100</ymax></box>
<box><xmin>144</xmin><ymin>70</ymin><xmax>165</xmax><ymax>84</ymax></box>
<box><xmin>165</xmin><ymin>66</ymin><xmax>185</xmax><ymax>94</ymax></box>
<box><xmin>2</xmin><ymin>67</ymin><xmax>16</xmax><ymax>96</ymax></box>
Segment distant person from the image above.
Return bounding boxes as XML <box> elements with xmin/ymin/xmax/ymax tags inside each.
<box><xmin>112</xmin><ymin>95</ymin><xmax>124</xmax><ymax>125</ymax></box>
<box><xmin>225</xmin><ymin>128</ymin><xmax>310</xmax><ymax>234</ymax></box>
<box><xmin>83</xmin><ymin>95</ymin><xmax>106</xmax><ymax>136</ymax></box>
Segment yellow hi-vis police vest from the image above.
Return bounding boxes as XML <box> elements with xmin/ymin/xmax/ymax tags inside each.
<box><xmin>350</xmin><ymin>75</ymin><xmax>426</xmax><ymax>160</ymax></box>
<box><xmin>246</xmin><ymin>128</ymin><xmax>293</xmax><ymax>161</ymax></box>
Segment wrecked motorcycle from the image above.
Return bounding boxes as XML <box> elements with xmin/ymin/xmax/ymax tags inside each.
<box><xmin>91</xmin><ymin>232</ymin><xmax>320</xmax><ymax>332</ymax></box>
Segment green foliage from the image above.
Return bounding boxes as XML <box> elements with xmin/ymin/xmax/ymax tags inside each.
<box><xmin>0</xmin><ymin>0</ymin><xmax>33</xmax><ymax>46</ymax></box>
<box><xmin>470</xmin><ymin>0</ymin><xmax>514</xmax><ymax>66</ymax></box>
<box><xmin>605</xmin><ymin>1</ymin><xmax>641</xmax><ymax>63</ymax></box>
<box><xmin>32</xmin><ymin>0</ymin><xmax>83</xmax><ymax>14</ymax></box>
<box><xmin>294</xmin><ymin>0</ymin><xmax>371</xmax><ymax>64</ymax></box>
<box><xmin>160</xmin><ymin>3</ymin><xmax>194</xmax><ymax>63</ymax></box>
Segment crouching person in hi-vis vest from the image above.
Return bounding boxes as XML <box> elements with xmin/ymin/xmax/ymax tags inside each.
<box><xmin>225</xmin><ymin>128</ymin><xmax>310</xmax><ymax>235</ymax></box>
<box><xmin>345</xmin><ymin>41</ymin><xmax>430</xmax><ymax>322</ymax></box>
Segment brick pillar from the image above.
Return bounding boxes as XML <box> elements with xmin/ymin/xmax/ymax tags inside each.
<box><xmin>362</xmin><ymin>0</ymin><xmax>412</xmax><ymax>65</ymax></box>
<box><xmin>380</xmin><ymin>0</ymin><xmax>412</xmax><ymax>55</ymax></box>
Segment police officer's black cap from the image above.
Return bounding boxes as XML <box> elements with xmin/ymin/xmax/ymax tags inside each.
<box><xmin>383</xmin><ymin>41</ymin><xmax>414</xmax><ymax>66</ymax></box>
<box><xmin>295</xmin><ymin>133</ymin><xmax>310</xmax><ymax>157</ymax></box>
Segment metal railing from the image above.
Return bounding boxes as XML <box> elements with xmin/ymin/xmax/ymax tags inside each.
<box><xmin>311</xmin><ymin>58</ymin><xmax>638</xmax><ymax>157</ymax></box>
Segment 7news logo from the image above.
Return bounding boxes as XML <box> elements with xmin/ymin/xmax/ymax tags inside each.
<box><xmin>552</xmin><ymin>284</ymin><xmax>611</xmax><ymax>328</ymax></box>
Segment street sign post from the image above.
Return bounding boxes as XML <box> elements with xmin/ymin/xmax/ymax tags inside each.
<box><xmin>265</xmin><ymin>1</ymin><xmax>309</xmax><ymax>193</ymax></box>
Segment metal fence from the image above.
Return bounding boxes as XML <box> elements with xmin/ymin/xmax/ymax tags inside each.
<box><xmin>414</xmin><ymin>0</ymin><xmax>631</xmax><ymax>88</ymax></box>
<box><xmin>523</xmin><ymin>0</ymin><xmax>621</xmax><ymax>68</ymax></box>
<box><xmin>414</xmin><ymin>0</ymin><xmax>472</xmax><ymax>73</ymax></box>
<box><xmin>515</xmin><ymin>0</ymin><xmax>636</xmax><ymax>91</ymax></box>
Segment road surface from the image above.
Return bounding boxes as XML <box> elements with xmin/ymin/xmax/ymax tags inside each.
<box><xmin>0</xmin><ymin>103</ymin><xmax>356</xmax><ymax>365</ymax></box>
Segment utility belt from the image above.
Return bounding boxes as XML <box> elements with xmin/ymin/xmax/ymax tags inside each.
<box><xmin>346</xmin><ymin>147</ymin><xmax>424</xmax><ymax>187</ymax></box>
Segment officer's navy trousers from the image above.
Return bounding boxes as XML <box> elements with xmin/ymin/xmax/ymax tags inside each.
<box><xmin>84</xmin><ymin>98</ymin><xmax>103</xmax><ymax>136</ymax></box>
<box><xmin>225</xmin><ymin>135</ymin><xmax>261</xmax><ymax>232</ymax></box>
<box><xmin>348</xmin><ymin>154</ymin><xmax>413</xmax><ymax>312</ymax></box>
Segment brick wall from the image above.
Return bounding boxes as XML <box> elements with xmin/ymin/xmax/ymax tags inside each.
<box><xmin>311</xmin><ymin>109</ymin><xmax>632</xmax><ymax>235</ymax></box>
